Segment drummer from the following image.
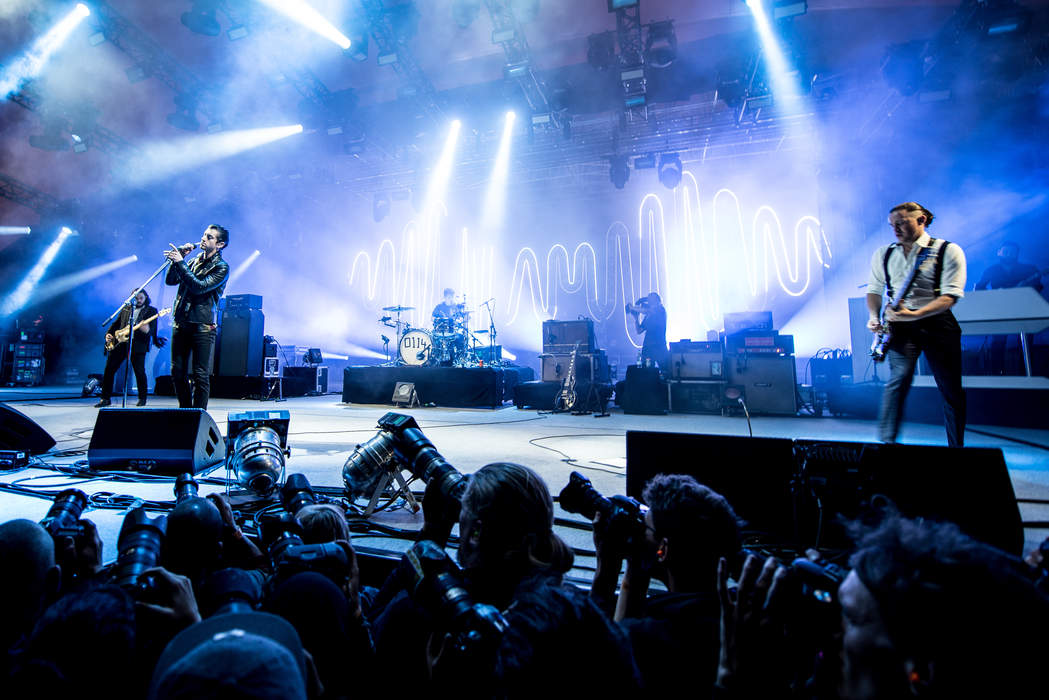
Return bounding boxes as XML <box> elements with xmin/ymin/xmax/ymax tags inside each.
<box><xmin>432</xmin><ymin>288</ymin><xmax>460</xmax><ymax>322</ymax></box>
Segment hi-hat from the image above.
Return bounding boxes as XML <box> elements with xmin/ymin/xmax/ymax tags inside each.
<box><xmin>382</xmin><ymin>305</ymin><xmax>415</xmax><ymax>312</ymax></box>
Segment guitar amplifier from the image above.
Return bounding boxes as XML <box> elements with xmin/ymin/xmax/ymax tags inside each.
<box><xmin>541</xmin><ymin>351</ymin><xmax>608</xmax><ymax>383</ymax></box>
<box><xmin>725</xmin><ymin>354</ymin><xmax>797</xmax><ymax>415</ymax></box>
<box><xmin>723</xmin><ymin>310</ymin><xmax>773</xmax><ymax>335</ymax></box>
<box><xmin>225</xmin><ymin>294</ymin><xmax>263</xmax><ymax>310</ymax></box>
<box><xmin>542</xmin><ymin>319</ymin><xmax>596</xmax><ymax>354</ymax></box>
<box><xmin>669</xmin><ymin>340</ymin><xmax>724</xmax><ymax>379</ymax></box>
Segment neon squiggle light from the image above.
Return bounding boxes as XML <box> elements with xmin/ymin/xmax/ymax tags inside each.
<box><xmin>348</xmin><ymin>171</ymin><xmax>830</xmax><ymax>348</ymax></box>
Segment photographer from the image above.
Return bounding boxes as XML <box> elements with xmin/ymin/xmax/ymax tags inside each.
<box><xmin>0</xmin><ymin>520</ymin><xmax>62</xmax><ymax>668</ymax></box>
<box><xmin>589</xmin><ymin>474</ymin><xmax>741</xmax><ymax>694</ymax></box>
<box><xmin>716</xmin><ymin>514</ymin><xmax>1048</xmax><ymax>698</ymax></box>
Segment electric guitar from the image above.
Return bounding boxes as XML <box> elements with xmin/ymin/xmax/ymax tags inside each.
<box><xmin>555</xmin><ymin>343</ymin><xmax>580</xmax><ymax>411</ymax></box>
<box><xmin>106</xmin><ymin>307</ymin><xmax>170</xmax><ymax>352</ymax></box>
<box><xmin>870</xmin><ymin>245</ymin><xmax>936</xmax><ymax>363</ymax></box>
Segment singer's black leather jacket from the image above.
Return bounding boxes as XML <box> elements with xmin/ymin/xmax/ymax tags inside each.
<box><xmin>165</xmin><ymin>251</ymin><xmax>229</xmax><ymax>325</ymax></box>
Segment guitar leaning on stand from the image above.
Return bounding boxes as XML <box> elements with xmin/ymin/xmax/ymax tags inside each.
<box><xmin>105</xmin><ymin>308</ymin><xmax>170</xmax><ymax>353</ymax></box>
<box><xmin>554</xmin><ymin>343</ymin><xmax>580</xmax><ymax>412</ymax></box>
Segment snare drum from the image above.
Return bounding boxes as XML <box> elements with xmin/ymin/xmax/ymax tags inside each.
<box><xmin>398</xmin><ymin>329</ymin><xmax>433</xmax><ymax>366</ymax></box>
<box><xmin>433</xmin><ymin>317</ymin><xmax>456</xmax><ymax>337</ymax></box>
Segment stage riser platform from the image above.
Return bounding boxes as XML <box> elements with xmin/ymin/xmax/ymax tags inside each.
<box><xmin>342</xmin><ymin>366</ymin><xmax>534</xmax><ymax>408</ymax></box>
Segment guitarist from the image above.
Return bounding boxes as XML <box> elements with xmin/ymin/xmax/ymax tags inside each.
<box><xmin>95</xmin><ymin>289</ymin><xmax>167</xmax><ymax>407</ymax></box>
<box><xmin>866</xmin><ymin>202</ymin><xmax>967</xmax><ymax>447</ymax></box>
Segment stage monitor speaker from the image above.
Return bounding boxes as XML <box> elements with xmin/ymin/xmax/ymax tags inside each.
<box><xmin>797</xmin><ymin>440</ymin><xmax>1024</xmax><ymax>556</ymax></box>
<box><xmin>619</xmin><ymin>366</ymin><xmax>668</xmax><ymax>415</ymax></box>
<box><xmin>217</xmin><ymin>308</ymin><xmax>264</xmax><ymax>377</ymax></box>
<box><xmin>726</xmin><ymin>354</ymin><xmax>797</xmax><ymax>415</ymax></box>
<box><xmin>0</xmin><ymin>402</ymin><xmax>56</xmax><ymax>454</ymax></box>
<box><xmin>88</xmin><ymin>408</ymin><xmax>225</xmax><ymax>475</ymax></box>
<box><xmin>626</xmin><ymin>431</ymin><xmax>796</xmax><ymax>540</ymax></box>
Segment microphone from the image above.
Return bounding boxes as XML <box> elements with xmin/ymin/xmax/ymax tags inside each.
<box><xmin>178</xmin><ymin>243</ymin><xmax>197</xmax><ymax>253</ymax></box>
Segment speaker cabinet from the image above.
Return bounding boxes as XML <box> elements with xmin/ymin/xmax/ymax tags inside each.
<box><xmin>88</xmin><ymin>408</ymin><xmax>225</xmax><ymax>475</ymax></box>
<box><xmin>541</xmin><ymin>352</ymin><xmax>608</xmax><ymax>383</ymax></box>
<box><xmin>618</xmin><ymin>366</ymin><xmax>668</xmax><ymax>415</ymax></box>
<box><xmin>0</xmin><ymin>402</ymin><xmax>56</xmax><ymax>454</ymax></box>
<box><xmin>725</xmin><ymin>354</ymin><xmax>797</xmax><ymax>415</ymax></box>
<box><xmin>542</xmin><ymin>319</ymin><xmax>596</xmax><ymax>354</ymax></box>
<box><xmin>217</xmin><ymin>308</ymin><xmax>264</xmax><ymax>377</ymax></box>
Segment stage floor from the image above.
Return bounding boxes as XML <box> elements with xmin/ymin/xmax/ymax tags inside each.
<box><xmin>3</xmin><ymin>387</ymin><xmax>1048</xmax><ymax>577</ymax></box>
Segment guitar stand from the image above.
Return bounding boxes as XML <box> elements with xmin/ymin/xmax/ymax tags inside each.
<box><xmin>362</xmin><ymin>468</ymin><xmax>419</xmax><ymax>518</ymax></box>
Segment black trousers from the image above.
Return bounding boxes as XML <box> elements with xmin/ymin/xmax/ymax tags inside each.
<box><xmin>102</xmin><ymin>347</ymin><xmax>148</xmax><ymax>401</ymax></box>
<box><xmin>170</xmin><ymin>322</ymin><xmax>216</xmax><ymax>409</ymax></box>
<box><xmin>877</xmin><ymin>311</ymin><xmax>966</xmax><ymax>447</ymax></box>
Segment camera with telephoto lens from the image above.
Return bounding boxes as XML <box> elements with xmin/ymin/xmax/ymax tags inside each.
<box><xmin>261</xmin><ymin>512</ymin><xmax>353</xmax><ymax>590</ymax></box>
<box><xmin>343</xmin><ymin>412</ymin><xmax>468</xmax><ymax>503</ymax></box>
<box><xmin>403</xmin><ymin>540</ymin><xmax>508</xmax><ymax>660</ymax></box>
<box><xmin>39</xmin><ymin>488</ymin><xmax>89</xmax><ymax>539</ymax></box>
<box><xmin>281</xmin><ymin>473</ymin><xmax>318</xmax><ymax>515</ymax></box>
<box><xmin>559</xmin><ymin>471</ymin><xmax>649</xmax><ymax>548</ymax></box>
<box><xmin>111</xmin><ymin>506</ymin><xmax>168</xmax><ymax>598</ymax></box>
<box><xmin>174</xmin><ymin>473</ymin><xmax>200</xmax><ymax>503</ymax></box>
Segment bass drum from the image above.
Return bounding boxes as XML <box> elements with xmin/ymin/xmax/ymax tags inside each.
<box><xmin>398</xmin><ymin>329</ymin><xmax>433</xmax><ymax>366</ymax></box>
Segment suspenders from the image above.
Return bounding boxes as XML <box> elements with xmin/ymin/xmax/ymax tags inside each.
<box><xmin>883</xmin><ymin>238</ymin><xmax>952</xmax><ymax>300</ymax></box>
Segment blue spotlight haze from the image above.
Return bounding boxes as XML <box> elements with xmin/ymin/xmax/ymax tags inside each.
<box><xmin>0</xmin><ymin>227</ymin><xmax>75</xmax><ymax>317</ymax></box>
<box><xmin>0</xmin><ymin>3</ymin><xmax>90</xmax><ymax>99</ymax></box>
<box><xmin>20</xmin><ymin>254</ymin><xmax>139</xmax><ymax>309</ymax></box>
<box><xmin>120</xmin><ymin>124</ymin><xmax>303</xmax><ymax>186</ymax></box>
<box><xmin>479</xmin><ymin>111</ymin><xmax>516</xmax><ymax>236</ymax></box>
<box><xmin>256</xmin><ymin>0</ymin><xmax>352</xmax><ymax>49</ymax></box>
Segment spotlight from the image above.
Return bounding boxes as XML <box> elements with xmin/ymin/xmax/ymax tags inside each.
<box><xmin>645</xmin><ymin>20</ymin><xmax>677</xmax><ymax>69</ymax></box>
<box><xmin>181</xmin><ymin>2</ymin><xmax>222</xmax><ymax>37</ymax></box>
<box><xmin>71</xmin><ymin>133</ymin><xmax>87</xmax><ymax>153</ymax></box>
<box><xmin>88</xmin><ymin>30</ymin><xmax>105</xmax><ymax>46</ymax></box>
<box><xmin>373</xmin><ymin>192</ymin><xmax>390</xmax><ymax>222</ymax></box>
<box><xmin>226</xmin><ymin>410</ymin><xmax>291</xmax><ymax>496</ymax></box>
<box><xmin>227</xmin><ymin>25</ymin><xmax>249</xmax><ymax>41</ymax></box>
<box><xmin>346</xmin><ymin>31</ymin><xmax>368</xmax><ymax>62</ymax></box>
<box><xmin>658</xmin><ymin>153</ymin><xmax>682</xmax><ymax>189</ymax></box>
<box><xmin>305</xmin><ymin>348</ymin><xmax>323</xmax><ymax>366</ymax></box>
<box><xmin>166</xmin><ymin>93</ymin><xmax>200</xmax><ymax>132</ymax></box>
<box><xmin>377</xmin><ymin>52</ymin><xmax>398</xmax><ymax>66</ymax></box>
<box><xmin>0</xmin><ymin>226</ymin><xmax>32</xmax><ymax>235</ymax></box>
<box><xmin>587</xmin><ymin>32</ymin><xmax>616</xmax><ymax>70</ymax></box>
<box><xmin>609</xmin><ymin>155</ymin><xmax>630</xmax><ymax>189</ymax></box>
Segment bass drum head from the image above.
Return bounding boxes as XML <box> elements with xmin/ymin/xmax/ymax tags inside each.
<box><xmin>399</xmin><ymin>329</ymin><xmax>433</xmax><ymax>366</ymax></box>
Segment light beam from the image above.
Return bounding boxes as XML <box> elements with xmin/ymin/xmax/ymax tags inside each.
<box><xmin>1</xmin><ymin>3</ymin><xmax>90</xmax><ymax>99</ymax></box>
<box><xmin>122</xmin><ymin>124</ymin><xmax>303</xmax><ymax>186</ymax></box>
<box><xmin>257</xmin><ymin>0</ymin><xmax>352</xmax><ymax>49</ymax></box>
<box><xmin>479</xmin><ymin>111</ymin><xmax>516</xmax><ymax>235</ymax></box>
<box><xmin>23</xmin><ymin>254</ymin><xmax>138</xmax><ymax>308</ymax></box>
<box><xmin>0</xmin><ymin>226</ymin><xmax>32</xmax><ymax>235</ymax></box>
<box><xmin>0</xmin><ymin>226</ymin><xmax>75</xmax><ymax>317</ymax></box>
<box><xmin>228</xmin><ymin>249</ymin><xmax>261</xmax><ymax>289</ymax></box>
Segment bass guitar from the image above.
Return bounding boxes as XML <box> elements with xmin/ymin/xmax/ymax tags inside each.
<box><xmin>106</xmin><ymin>307</ymin><xmax>170</xmax><ymax>352</ymax></box>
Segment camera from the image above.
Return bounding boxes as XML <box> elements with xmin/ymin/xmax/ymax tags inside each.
<box><xmin>111</xmin><ymin>506</ymin><xmax>168</xmax><ymax>595</ymax></box>
<box><xmin>343</xmin><ymin>412</ymin><xmax>467</xmax><ymax>503</ymax></box>
<box><xmin>262</xmin><ymin>512</ymin><xmax>353</xmax><ymax>589</ymax></box>
<box><xmin>39</xmin><ymin>488</ymin><xmax>88</xmax><ymax>539</ymax></box>
<box><xmin>403</xmin><ymin>540</ymin><xmax>507</xmax><ymax>659</ymax></box>
<box><xmin>559</xmin><ymin>471</ymin><xmax>649</xmax><ymax>547</ymax></box>
<box><xmin>174</xmin><ymin>473</ymin><xmax>199</xmax><ymax>503</ymax></box>
<box><xmin>281</xmin><ymin>473</ymin><xmax>318</xmax><ymax>515</ymax></box>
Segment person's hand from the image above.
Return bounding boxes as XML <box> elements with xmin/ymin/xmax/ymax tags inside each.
<box><xmin>135</xmin><ymin>567</ymin><xmax>201</xmax><ymax>629</ymax></box>
<box><xmin>105</xmin><ymin>333</ymin><xmax>115</xmax><ymax>344</ymax></box>
<box><xmin>866</xmin><ymin>318</ymin><xmax>882</xmax><ymax>332</ymax></box>
<box><xmin>163</xmin><ymin>244</ymin><xmax>184</xmax><ymax>263</ymax></box>
<box><xmin>155</xmin><ymin>336</ymin><xmax>168</xmax><ymax>348</ymax></box>
<box><xmin>716</xmin><ymin>554</ymin><xmax>789</xmax><ymax>691</ymax></box>
<box><xmin>55</xmin><ymin>518</ymin><xmax>103</xmax><ymax>587</ymax></box>
<box><xmin>885</xmin><ymin>306</ymin><xmax>918</xmax><ymax>322</ymax></box>
<box><xmin>207</xmin><ymin>492</ymin><xmax>264</xmax><ymax>564</ymax></box>
<box><xmin>420</xmin><ymin>477</ymin><xmax>463</xmax><ymax>547</ymax></box>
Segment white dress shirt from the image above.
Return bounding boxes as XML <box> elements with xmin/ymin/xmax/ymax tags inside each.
<box><xmin>868</xmin><ymin>232</ymin><xmax>966</xmax><ymax>318</ymax></box>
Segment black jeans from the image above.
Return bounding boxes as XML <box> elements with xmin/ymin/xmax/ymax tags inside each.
<box><xmin>102</xmin><ymin>347</ymin><xmax>148</xmax><ymax>401</ymax></box>
<box><xmin>170</xmin><ymin>322</ymin><xmax>216</xmax><ymax>409</ymax></box>
<box><xmin>877</xmin><ymin>311</ymin><xmax>966</xmax><ymax>447</ymax></box>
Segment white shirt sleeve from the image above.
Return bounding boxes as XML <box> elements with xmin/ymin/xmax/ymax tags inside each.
<box><xmin>867</xmin><ymin>246</ymin><xmax>888</xmax><ymax>297</ymax></box>
<box><xmin>940</xmin><ymin>242</ymin><xmax>966</xmax><ymax>299</ymax></box>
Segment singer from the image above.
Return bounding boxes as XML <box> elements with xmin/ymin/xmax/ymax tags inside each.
<box><xmin>163</xmin><ymin>224</ymin><xmax>230</xmax><ymax>410</ymax></box>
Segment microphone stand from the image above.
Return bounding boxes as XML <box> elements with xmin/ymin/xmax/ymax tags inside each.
<box><xmin>481</xmin><ymin>298</ymin><xmax>497</xmax><ymax>365</ymax></box>
<box><xmin>100</xmin><ymin>258</ymin><xmax>172</xmax><ymax>408</ymax></box>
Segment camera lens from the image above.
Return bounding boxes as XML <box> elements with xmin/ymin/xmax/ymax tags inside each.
<box><xmin>112</xmin><ymin>507</ymin><xmax>167</xmax><ymax>590</ymax></box>
<box><xmin>174</xmin><ymin>473</ymin><xmax>199</xmax><ymax>503</ymax></box>
<box><xmin>558</xmin><ymin>471</ymin><xmax>614</xmax><ymax>520</ymax></box>
<box><xmin>281</xmin><ymin>473</ymin><xmax>317</xmax><ymax>515</ymax></box>
<box><xmin>39</xmin><ymin>488</ymin><xmax>89</xmax><ymax>539</ymax></box>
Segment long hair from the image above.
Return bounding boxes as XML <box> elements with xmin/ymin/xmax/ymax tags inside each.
<box><xmin>462</xmin><ymin>462</ymin><xmax>573</xmax><ymax>575</ymax></box>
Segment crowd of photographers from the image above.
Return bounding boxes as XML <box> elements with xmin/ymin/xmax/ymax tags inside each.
<box><xmin>3</xmin><ymin>422</ymin><xmax>1049</xmax><ymax>698</ymax></box>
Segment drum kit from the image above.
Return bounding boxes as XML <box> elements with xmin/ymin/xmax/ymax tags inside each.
<box><xmin>378</xmin><ymin>298</ymin><xmax>498</xmax><ymax>368</ymax></box>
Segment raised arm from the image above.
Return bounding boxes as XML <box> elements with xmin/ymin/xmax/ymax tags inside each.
<box><xmin>169</xmin><ymin>258</ymin><xmax>229</xmax><ymax>295</ymax></box>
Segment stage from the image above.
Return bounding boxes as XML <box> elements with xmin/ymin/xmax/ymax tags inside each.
<box><xmin>2</xmin><ymin>388</ymin><xmax>1048</xmax><ymax>584</ymax></box>
<box><xmin>341</xmin><ymin>365</ymin><xmax>535</xmax><ymax>408</ymax></box>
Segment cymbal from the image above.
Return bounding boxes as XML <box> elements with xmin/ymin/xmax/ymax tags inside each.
<box><xmin>382</xmin><ymin>305</ymin><xmax>415</xmax><ymax>312</ymax></box>
<box><xmin>473</xmin><ymin>329</ymin><xmax>489</xmax><ymax>334</ymax></box>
